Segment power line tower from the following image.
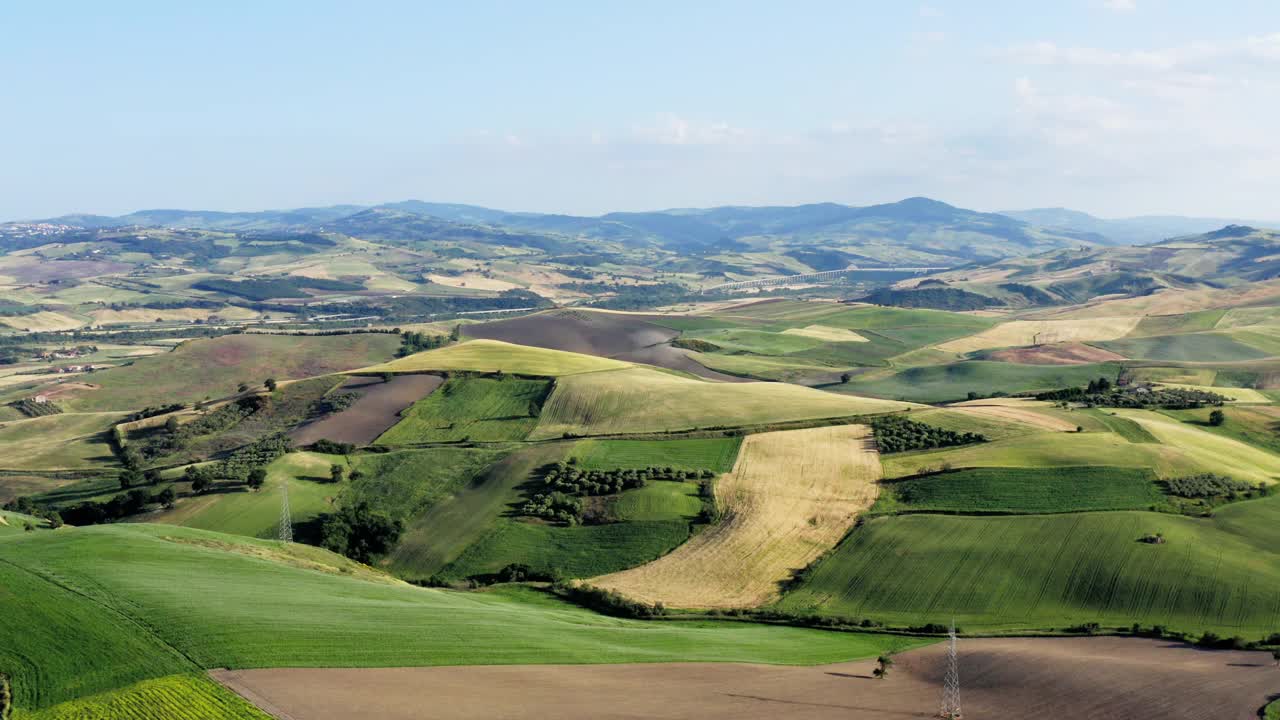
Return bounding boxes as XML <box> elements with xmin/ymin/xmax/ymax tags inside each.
<box><xmin>939</xmin><ymin>620</ymin><xmax>961</xmax><ymax>718</ymax></box>
<box><xmin>277</xmin><ymin>482</ymin><xmax>293</xmax><ymax>543</ymax></box>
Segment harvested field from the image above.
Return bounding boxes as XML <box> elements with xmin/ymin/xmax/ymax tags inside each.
<box><xmin>781</xmin><ymin>325</ymin><xmax>869</xmax><ymax>342</ymax></box>
<box><xmin>946</xmin><ymin>398</ymin><xmax>1080</xmax><ymax>432</ymax></box>
<box><xmin>426</xmin><ymin>273</ymin><xmax>521</xmax><ymax>291</ymax></box>
<box><xmin>1152</xmin><ymin>382</ymin><xmax>1272</xmax><ymax>403</ymax></box>
<box><xmin>985</xmin><ymin>342</ymin><xmax>1127</xmax><ymax>365</ymax></box>
<box><xmin>289</xmin><ymin>374</ymin><xmax>443</xmax><ymax>446</ymax></box>
<box><xmin>0</xmin><ymin>310</ymin><xmax>87</xmax><ymax>331</ymax></box>
<box><xmin>212</xmin><ymin>637</ymin><xmax>1280</xmax><ymax>720</ymax></box>
<box><xmin>531</xmin><ymin>367</ymin><xmax>912</xmax><ymax>439</ymax></box>
<box><xmin>360</xmin><ymin>339</ymin><xmax>631</xmax><ymax>377</ymax></box>
<box><xmin>89</xmin><ymin>306</ymin><xmax>258</xmax><ymax>325</ymax></box>
<box><xmin>592</xmin><ymin>425</ymin><xmax>880</xmax><ymax>608</ymax></box>
<box><xmin>937</xmin><ymin>317</ymin><xmax>1141</xmax><ymax>353</ymax></box>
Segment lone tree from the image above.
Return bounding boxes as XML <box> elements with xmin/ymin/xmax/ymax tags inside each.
<box><xmin>840</xmin><ymin>372</ymin><xmax>852</xmax><ymax>384</ymax></box>
<box><xmin>1209</xmin><ymin>409</ymin><xmax>1226</xmax><ymax>426</ymax></box>
<box><xmin>247</xmin><ymin>467</ymin><xmax>267</xmax><ymax>491</ymax></box>
<box><xmin>449</xmin><ymin>324</ymin><xmax>462</xmax><ymax>342</ymax></box>
<box><xmin>873</xmin><ymin>654</ymin><xmax>894</xmax><ymax>679</ymax></box>
<box><xmin>1272</xmin><ymin>648</ymin><xmax>1280</xmax><ymax>667</ymax></box>
<box><xmin>264</xmin><ymin>377</ymin><xmax>278</xmax><ymax>392</ymax></box>
<box><xmin>330</xmin><ymin>464</ymin><xmax>345</xmax><ymax>483</ymax></box>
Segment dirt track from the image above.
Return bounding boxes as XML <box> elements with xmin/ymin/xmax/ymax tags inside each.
<box><xmin>288</xmin><ymin>374</ymin><xmax>442</xmax><ymax>446</ymax></box>
<box><xmin>462</xmin><ymin>309</ymin><xmax>750</xmax><ymax>382</ymax></box>
<box><xmin>212</xmin><ymin>637</ymin><xmax>1280</xmax><ymax>720</ymax></box>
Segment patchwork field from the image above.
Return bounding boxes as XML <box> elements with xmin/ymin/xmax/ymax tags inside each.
<box><xmin>837</xmin><ymin>360</ymin><xmax>1123</xmax><ymax>404</ymax></box>
<box><xmin>211</xmin><ymin>637</ymin><xmax>1277</xmax><ymax>720</ymax></box>
<box><xmin>359</xmin><ymin>339</ymin><xmax>631</xmax><ymax>377</ymax></box>
<box><xmin>531</xmin><ymin>367</ymin><xmax>912</xmax><ymax>438</ymax></box>
<box><xmin>288</xmin><ymin>374</ymin><xmax>443</xmax><ymax>446</ymax></box>
<box><xmin>777</xmin><ymin>495</ymin><xmax>1280</xmax><ymax>634</ymax></box>
<box><xmin>1112</xmin><ymin>410</ymin><xmax>1280</xmax><ymax>483</ymax></box>
<box><xmin>936</xmin><ymin>317</ymin><xmax>1142</xmax><ymax>353</ymax></box>
<box><xmin>593</xmin><ymin>425</ymin><xmax>881</xmax><ymax>608</ymax></box>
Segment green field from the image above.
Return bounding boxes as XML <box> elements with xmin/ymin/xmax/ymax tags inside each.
<box><xmin>909</xmin><ymin>408</ymin><xmax>1039</xmax><ymax>441</ymax></box>
<box><xmin>778</xmin><ymin>494</ymin><xmax>1280</xmax><ymax>634</ymax></box>
<box><xmin>531</xmin><ymin>367</ymin><xmax>911</xmax><ymax>439</ymax></box>
<box><xmin>1128</xmin><ymin>309</ymin><xmax>1226</xmax><ymax>337</ymax></box>
<box><xmin>384</xmin><ymin>444</ymin><xmax>559</xmax><ymax>578</ymax></box>
<box><xmin>148</xmin><ymin>451</ymin><xmax>346</xmax><ymax>538</ymax></box>
<box><xmin>876</xmin><ymin>466</ymin><xmax>1163</xmax><ymax>515</ymax></box>
<box><xmin>1155</xmin><ymin>405</ymin><xmax>1280</xmax><ymax>455</ymax></box>
<box><xmin>438</xmin><ymin>517</ymin><xmax>695</xmax><ymax>581</ymax></box>
<box><xmin>0</xmin><ymin>524</ymin><xmax>922</xmax><ymax>713</ymax></box>
<box><xmin>608</xmin><ymin>481</ymin><xmax>704</xmax><ymax>521</ymax></box>
<box><xmin>880</xmin><ymin>431</ymin><xmax>1198</xmax><ymax>479</ymax></box>
<box><xmin>1113</xmin><ymin>410</ymin><xmax>1280</xmax><ymax>484</ymax></box>
<box><xmin>61</xmin><ymin>333</ymin><xmax>400</xmax><ymax>411</ymax></box>
<box><xmin>15</xmin><ymin>674</ymin><xmax>272</xmax><ymax>720</ymax></box>
<box><xmin>375</xmin><ymin>376</ymin><xmax>550</xmax><ymax>444</ymax></box>
<box><xmin>1097</xmin><ymin>332</ymin><xmax>1273</xmax><ymax>362</ymax></box>
<box><xmin>571</xmin><ymin>436</ymin><xmax>742</xmax><ymax>473</ymax></box>
<box><xmin>358</xmin><ymin>339</ymin><xmax>631</xmax><ymax>377</ymax></box>
<box><xmin>1080</xmin><ymin>410</ymin><xmax>1159</xmax><ymax>443</ymax></box>
<box><xmin>837</xmin><ymin>361</ymin><xmax>1123</xmax><ymax>404</ymax></box>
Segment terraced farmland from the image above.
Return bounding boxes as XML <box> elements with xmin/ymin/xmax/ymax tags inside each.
<box><xmin>531</xmin><ymin>367</ymin><xmax>912</xmax><ymax>438</ymax></box>
<box><xmin>593</xmin><ymin>425</ymin><xmax>881</xmax><ymax>608</ymax></box>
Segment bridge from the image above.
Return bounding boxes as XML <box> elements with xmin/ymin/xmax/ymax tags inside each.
<box><xmin>701</xmin><ymin>265</ymin><xmax>950</xmax><ymax>295</ymax></box>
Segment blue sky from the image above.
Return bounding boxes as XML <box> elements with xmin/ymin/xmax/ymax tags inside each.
<box><xmin>3</xmin><ymin>1</ymin><xmax>1279</xmax><ymax>219</ymax></box>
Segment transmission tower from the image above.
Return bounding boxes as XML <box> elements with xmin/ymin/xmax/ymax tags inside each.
<box><xmin>278</xmin><ymin>482</ymin><xmax>293</xmax><ymax>543</ymax></box>
<box><xmin>939</xmin><ymin>620</ymin><xmax>961</xmax><ymax>718</ymax></box>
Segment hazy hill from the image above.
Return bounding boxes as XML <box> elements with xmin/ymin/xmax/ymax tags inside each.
<box><xmin>1002</xmin><ymin>207</ymin><xmax>1280</xmax><ymax>246</ymax></box>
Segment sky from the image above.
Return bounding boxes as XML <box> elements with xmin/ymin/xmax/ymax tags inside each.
<box><xmin>3</xmin><ymin>0</ymin><xmax>1279</xmax><ymax>220</ymax></box>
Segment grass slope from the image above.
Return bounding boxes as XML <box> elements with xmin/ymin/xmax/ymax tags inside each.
<box><xmin>837</xmin><ymin>361</ymin><xmax>1122</xmax><ymax>404</ymax></box>
<box><xmin>358</xmin><ymin>339</ymin><xmax>630</xmax><ymax>377</ymax></box>
<box><xmin>1097</xmin><ymin>333</ymin><xmax>1273</xmax><ymax>362</ymax></box>
<box><xmin>63</xmin><ymin>333</ymin><xmax>400</xmax><ymax>411</ymax></box>
<box><xmin>375</xmin><ymin>376</ymin><xmax>550</xmax><ymax>444</ymax></box>
<box><xmin>777</xmin><ymin>495</ymin><xmax>1280</xmax><ymax>635</ymax></box>
<box><xmin>532</xmin><ymin>367</ymin><xmax>911</xmax><ymax>438</ymax></box>
<box><xmin>0</xmin><ymin>413</ymin><xmax>123</xmax><ymax>471</ymax></box>
<box><xmin>1112</xmin><ymin>410</ymin><xmax>1280</xmax><ymax>484</ymax></box>
<box><xmin>0</xmin><ymin>524</ymin><xmax>922</xmax><ymax>712</ymax></box>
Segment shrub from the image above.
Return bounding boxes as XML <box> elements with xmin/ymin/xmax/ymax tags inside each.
<box><xmin>870</xmin><ymin>415</ymin><xmax>986</xmax><ymax>454</ymax></box>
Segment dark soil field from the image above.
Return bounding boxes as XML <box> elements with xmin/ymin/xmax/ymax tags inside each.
<box><xmin>288</xmin><ymin>374</ymin><xmax>443</xmax><ymax>446</ymax></box>
<box><xmin>463</xmin><ymin>309</ymin><xmax>749</xmax><ymax>381</ymax></box>
<box><xmin>213</xmin><ymin>637</ymin><xmax>1279</xmax><ymax>720</ymax></box>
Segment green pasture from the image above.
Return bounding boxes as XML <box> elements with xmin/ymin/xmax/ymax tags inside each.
<box><xmin>375</xmin><ymin>376</ymin><xmax>550</xmax><ymax>444</ymax></box>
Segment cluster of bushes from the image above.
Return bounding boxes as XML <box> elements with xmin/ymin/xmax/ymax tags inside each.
<box><xmin>552</xmin><ymin>582</ymin><xmax>667</xmax><ymax>618</ymax></box>
<box><xmin>60</xmin><ymin>486</ymin><xmax>177</xmax><ymax>526</ymax></box>
<box><xmin>130</xmin><ymin>397</ymin><xmax>265</xmax><ymax>461</ymax></box>
<box><xmin>318</xmin><ymin>502</ymin><xmax>403</xmax><ymax>564</ymax></box>
<box><xmin>671</xmin><ymin>337</ymin><xmax>722</xmax><ymax>352</ymax></box>
<box><xmin>9</xmin><ymin>398</ymin><xmax>62</xmax><ymax>417</ymax></box>
<box><xmin>1036</xmin><ymin>380</ymin><xmax>1227</xmax><ymax>409</ymax></box>
<box><xmin>308</xmin><ymin>439</ymin><xmax>356</xmax><ymax>455</ymax></box>
<box><xmin>1</xmin><ymin>497</ymin><xmax>63</xmax><ymax>529</ymax></box>
<box><xmin>870</xmin><ymin>415</ymin><xmax>987</xmax><ymax>454</ymax></box>
<box><xmin>1164</xmin><ymin>473</ymin><xmax>1256</xmax><ymax>499</ymax></box>
<box><xmin>311</xmin><ymin>390</ymin><xmax>359</xmax><ymax>416</ymax></box>
<box><xmin>397</xmin><ymin>330</ymin><xmax>451</xmax><ymax>356</ymax></box>
<box><xmin>857</xmin><ymin>287</ymin><xmax>998</xmax><ymax>311</ymax></box>
<box><xmin>122</xmin><ymin>403</ymin><xmax>186</xmax><ymax>423</ymax></box>
<box><xmin>520</xmin><ymin>491</ymin><xmax>583</xmax><ymax>524</ymax></box>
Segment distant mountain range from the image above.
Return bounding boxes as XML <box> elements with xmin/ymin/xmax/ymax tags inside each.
<box><xmin>19</xmin><ymin>197</ymin><xmax>1280</xmax><ymax>272</ymax></box>
<box><xmin>1001</xmin><ymin>207</ymin><xmax>1280</xmax><ymax>246</ymax></box>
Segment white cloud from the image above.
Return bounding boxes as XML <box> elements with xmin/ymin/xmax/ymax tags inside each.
<box><xmin>1102</xmin><ymin>0</ymin><xmax>1136</xmax><ymax>12</ymax></box>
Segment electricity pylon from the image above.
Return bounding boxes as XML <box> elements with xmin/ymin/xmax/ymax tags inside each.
<box><xmin>940</xmin><ymin>620</ymin><xmax>961</xmax><ymax>718</ymax></box>
<box><xmin>278</xmin><ymin>482</ymin><xmax>293</xmax><ymax>543</ymax></box>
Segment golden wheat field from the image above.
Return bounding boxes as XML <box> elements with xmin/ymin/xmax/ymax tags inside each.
<box><xmin>590</xmin><ymin>424</ymin><xmax>882</xmax><ymax>608</ymax></box>
<box><xmin>946</xmin><ymin>399</ymin><xmax>1081</xmax><ymax>432</ymax></box>
<box><xmin>936</xmin><ymin>317</ymin><xmax>1142</xmax><ymax>353</ymax></box>
<box><xmin>780</xmin><ymin>325</ymin><xmax>869</xmax><ymax>342</ymax></box>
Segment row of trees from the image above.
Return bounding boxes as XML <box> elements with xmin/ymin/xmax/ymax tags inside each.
<box><xmin>1036</xmin><ymin>380</ymin><xmax>1228</xmax><ymax>409</ymax></box>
